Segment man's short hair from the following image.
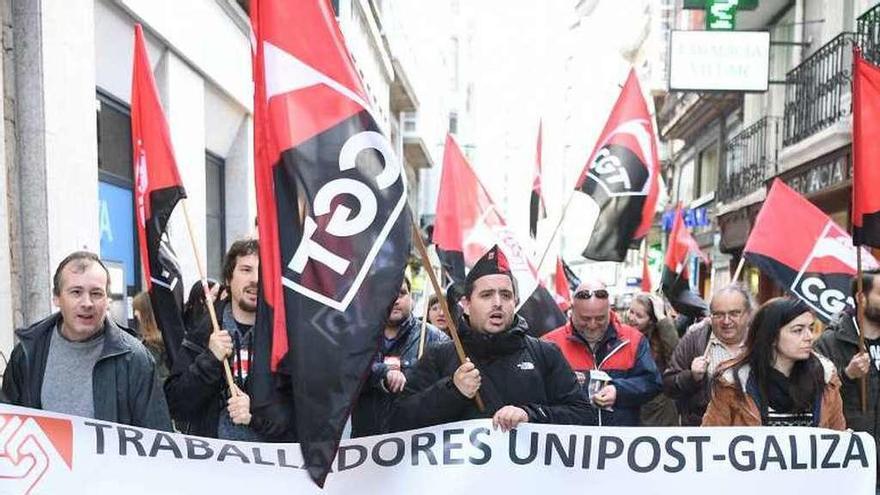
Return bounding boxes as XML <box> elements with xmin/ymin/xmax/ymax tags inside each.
<box><xmin>852</xmin><ymin>269</ymin><xmax>880</xmax><ymax>298</ymax></box>
<box><xmin>709</xmin><ymin>282</ymin><xmax>755</xmax><ymax>313</ymax></box>
<box><xmin>402</xmin><ymin>274</ymin><xmax>412</xmax><ymax>293</ymax></box>
<box><xmin>222</xmin><ymin>238</ymin><xmax>259</xmax><ymax>284</ymax></box>
<box><xmin>464</xmin><ymin>272</ymin><xmax>518</xmax><ymax>299</ymax></box>
<box><xmin>53</xmin><ymin>251</ymin><xmax>111</xmax><ymax>296</ymax></box>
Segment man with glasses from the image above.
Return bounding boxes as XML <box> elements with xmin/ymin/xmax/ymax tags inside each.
<box><xmin>543</xmin><ymin>278</ymin><xmax>661</xmax><ymax>425</ymax></box>
<box><xmin>663</xmin><ymin>284</ymin><xmax>753</xmax><ymax>426</ymax></box>
<box><xmin>2</xmin><ymin>251</ymin><xmax>172</xmax><ymax>430</ymax></box>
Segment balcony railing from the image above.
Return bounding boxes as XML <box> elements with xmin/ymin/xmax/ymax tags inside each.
<box><xmin>783</xmin><ymin>32</ymin><xmax>855</xmax><ymax>147</ymax></box>
<box><xmin>858</xmin><ymin>3</ymin><xmax>880</xmax><ymax>65</ymax></box>
<box><xmin>718</xmin><ymin>116</ymin><xmax>780</xmax><ymax>204</ymax></box>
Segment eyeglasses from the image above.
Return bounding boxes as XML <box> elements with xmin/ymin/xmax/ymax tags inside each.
<box><xmin>710</xmin><ymin>309</ymin><xmax>745</xmax><ymax>321</ymax></box>
<box><xmin>573</xmin><ymin>289</ymin><xmax>609</xmax><ymax>300</ymax></box>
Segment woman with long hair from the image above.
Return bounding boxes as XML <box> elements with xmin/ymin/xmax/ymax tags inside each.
<box><xmin>627</xmin><ymin>293</ymin><xmax>680</xmax><ymax>426</ymax></box>
<box><xmin>133</xmin><ymin>292</ymin><xmax>169</xmax><ymax>383</ymax></box>
<box><xmin>702</xmin><ymin>297</ymin><xmax>845</xmax><ymax>428</ymax></box>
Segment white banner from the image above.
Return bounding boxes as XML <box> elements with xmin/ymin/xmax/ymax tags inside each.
<box><xmin>0</xmin><ymin>404</ymin><xmax>874</xmax><ymax>494</ymax></box>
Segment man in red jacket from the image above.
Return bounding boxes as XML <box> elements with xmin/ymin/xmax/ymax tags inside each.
<box><xmin>543</xmin><ymin>278</ymin><xmax>661</xmax><ymax>425</ymax></box>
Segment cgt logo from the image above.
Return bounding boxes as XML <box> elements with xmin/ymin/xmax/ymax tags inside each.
<box><xmin>791</xmin><ymin>221</ymin><xmax>880</xmax><ymax>320</ymax></box>
<box><xmin>0</xmin><ymin>414</ymin><xmax>73</xmax><ymax>495</ymax></box>
<box><xmin>584</xmin><ymin>119</ymin><xmax>654</xmax><ymax>198</ymax></box>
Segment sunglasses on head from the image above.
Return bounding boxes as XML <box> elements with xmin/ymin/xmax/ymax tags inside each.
<box><xmin>573</xmin><ymin>289</ymin><xmax>609</xmax><ymax>300</ymax></box>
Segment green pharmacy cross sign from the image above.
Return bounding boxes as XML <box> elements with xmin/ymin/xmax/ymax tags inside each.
<box><xmin>683</xmin><ymin>0</ymin><xmax>759</xmax><ymax>31</ymax></box>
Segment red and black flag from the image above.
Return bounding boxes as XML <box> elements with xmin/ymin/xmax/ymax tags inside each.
<box><xmin>575</xmin><ymin>69</ymin><xmax>660</xmax><ymax>262</ymax></box>
<box><xmin>131</xmin><ymin>24</ymin><xmax>187</xmax><ymax>368</ymax></box>
<box><xmin>852</xmin><ymin>48</ymin><xmax>880</xmax><ymax>247</ymax></box>
<box><xmin>561</xmin><ymin>257</ymin><xmax>581</xmax><ymax>292</ymax></box>
<box><xmin>553</xmin><ymin>257</ymin><xmax>572</xmax><ymax>312</ymax></box>
<box><xmin>641</xmin><ymin>244</ymin><xmax>652</xmax><ymax>292</ymax></box>
<box><xmin>434</xmin><ymin>134</ymin><xmax>565</xmax><ymax>336</ymax></box>
<box><xmin>529</xmin><ymin>120</ymin><xmax>547</xmax><ymax>239</ymax></box>
<box><xmin>251</xmin><ymin>0</ymin><xmax>410</xmax><ymax>485</ymax></box>
<box><xmin>661</xmin><ymin>205</ymin><xmax>708</xmax><ymax>317</ymax></box>
<box><xmin>744</xmin><ymin>179</ymin><xmax>879</xmax><ymax>322</ymax></box>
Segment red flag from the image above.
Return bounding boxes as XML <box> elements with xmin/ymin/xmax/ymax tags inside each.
<box><xmin>745</xmin><ymin>179</ymin><xmax>879</xmax><ymax>322</ymax></box>
<box><xmin>251</xmin><ymin>0</ymin><xmax>410</xmax><ymax>485</ymax></box>
<box><xmin>529</xmin><ymin>120</ymin><xmax>547</xmax><ymax>239</ymax></box>
<box><xmin>641</xmin><ymin>247</ymin><xmax>652</xmax><ymax>292</ymax></box>
<box><xmin>434</xmin><ymin>134</ymin><xmax>566</xmax><ymax>336</ymax></box>
<box><xmin>554</xmin><ymin>257</ymin><xmax>571</xmax><ymax>312</ymax></box>
<box><xmin>852</xmin><ymin>48</ymin><xmax>880</xmax><ymax>247</ymax></box>
<box><xmin>660</xmin><ymin>205</ymin><xmax>708</xmax><ymax>317</ymax></box>
<box><xmin>131</xmin><ymin>24</ymin><xmax>187</xmax><ymax>367</ymax></box>
<box><xmin>576</xmin><ymin>69</ymin><xmax>660</xmax><ymax>261</ymax></box>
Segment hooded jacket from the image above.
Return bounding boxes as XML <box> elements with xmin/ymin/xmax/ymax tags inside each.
<box><xmin>389</xmin><ymin>315</ymin><xmax>593</xmax><ymax>431</ymax></box>
<box><xmin>702</xmin><ymin>354</ymin><xmax>845</xmax><ymax>429</ymax></box>
<box><xmin>2</xmin><ymin>313</ymin><xmax>172</xmax><ymax>431</ymax></box>
<box><xmin>542</xmin><ymin>313</ymin><xmax>661</xmax><ymax>426</ymax></box>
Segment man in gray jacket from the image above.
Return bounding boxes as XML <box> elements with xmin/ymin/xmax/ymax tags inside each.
<box><xmin>2</xmin><ymin>251</ymin><xmax>172</xmax><ymax>431</ymax></box>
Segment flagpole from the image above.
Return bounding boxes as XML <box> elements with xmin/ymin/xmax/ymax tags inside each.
<box><xmin>181</xmin><ymin>198</ymin><xmax>237</xmax><ymax>396</ymax></box>
<box><xmin>417</xmin><ymin>278</ymin><xmax>431</xmax><ymax>360</ymax></box>
<box><xmin>731</xmin><ymin>257</ymin><xmax>745</xmax><ymax>283</ymax></box>
<box><xmin>857</xmin><ymin>247</ymin><xmax>868</xmax><ymax>413</ymax></box>
<box><xmin>536</xmin><ymin>188</ymin><xmax>578</xmax><ymax>273</ymax></box>
<box><xmin>410</xmin><ymin>219</ymin><xmax>485</xmax><ymax>412</ymax></box>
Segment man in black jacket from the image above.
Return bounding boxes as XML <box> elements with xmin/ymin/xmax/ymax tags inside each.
<box><xmin>351</xmin><ymin>277</ymin><xmax>448</xmax><ymax>437</ymax></box>
<box><xmin>164</xmin><ymin>239</ymin><xmax>293</xmax><ymax>440</ymax></box>
<box><xmin>2</xmin><ymin>251</ymin><xmax>171</xmax><ymax>431</ymax></box>
<box><xmin>390</xmin><ymin>245</ymin><xmax>592</xmax><ymax>432</ymax></box>
<box><xmin>815</xmin><ymin>269</ymin><xmax>880</xmax><ymax>486</ymax></box>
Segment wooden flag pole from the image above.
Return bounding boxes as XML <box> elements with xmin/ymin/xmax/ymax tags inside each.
<box><xmin>417</xmin><ymin>283</ymin><xmax>430</xmax><ymax>360</ymax></box>
<box><xmin>181</xmin><ymin>199</ymin><xmax>237</xmax><ymax>396</ymax></box>
<box><xmin>857</xmin><ymin>247</ymin><xmax>868</xmax><ymax>414</ymax></box>
<box><xmin>731</xmin><ymin>257</ymin><xmax>746</xmax><ymax>283</ymax></box>
<box><xmin>410</xmin><ymin>220</ymin><xmax>485</xmax><ymax>412</ymax></box>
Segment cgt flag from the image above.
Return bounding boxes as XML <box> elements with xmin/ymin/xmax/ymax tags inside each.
<box><xmin>744</xmin><ymin>179</ymin><xmax>879</xmax><ymax>322</ymax></box>
<box><xmin>553</xmin><ymin>257</ymin><xmax>572</xmax><ymax>312</ymax></box>
<box><xmin>661</xmin><ymin>205</ymin><xmax>708</xmax><ymax>318</ymax></box>
<box><xmin>852</xmin><ymin>48</ymin><xmax>880</xmax><ymax>248</ymax></box>
<box><xmin>250</xmin><ymin>0</ymin><xmax>410</xmax><ymax>486</ymax></box>
<box><xmin>529</xmin><ymin>120</ymin><xmax>547</xmax><ymax>240</ymax></box>
<box><xmin>434</xmin><ymin>134</ymin><xmax>566</xmax><ymax>336</ymax></box>
<box><xmin>575</xmin><ymin>69</ymin><xmax>660</xmax><ymax>262</ymax></box>
<box><xmin>131</xmin><ymin>24</ymin><xmax>187</xmax><ymax>368</ymax></box>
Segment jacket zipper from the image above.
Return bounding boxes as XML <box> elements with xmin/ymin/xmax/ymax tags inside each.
<box><xmin>585</xmin><ymin>338</ymin><xmax>630</xmax><ymax>425</ymax></box>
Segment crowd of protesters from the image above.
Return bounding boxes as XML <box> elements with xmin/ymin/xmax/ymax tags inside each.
<box><xmin>3</xmin><ymin>243</ymin><xmax>880</xmax><ymax>482</ymax></box>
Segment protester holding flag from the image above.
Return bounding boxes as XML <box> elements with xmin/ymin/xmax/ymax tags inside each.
<box><xmin>626</xmin><ymin>293</ymin><xmax>679</xmax><ymax>426</ymax></box>
<box><xmin>663</xmin><ymin>284</ymin><xmax>753</xmax><ymax>426</ymax></box>
<box><xmin>814</xmin><ymin>269</ymin><xmax>880</xmax><ymax>479</ymax></box>
<box><xmin>351</xmin><ymin>277</ymin><xmax>448</xmax><ymax>437</ymax></box>
<box><xmin>390</xmin><ymin>246</ymin><xmax>592</xmax><ymax>432</ymax></box>
<box><xmin>703</xmin><ymin>297</ymin><xmax>844</xmax><ymax>429</ymax></box>
<box><xmin>543</xmin><ymin>278</ymin><xmax>661</xmax><ymax>426</ymax></box>
<box><xmin>165</xmin><ymin>240</ymin><xmax>293</xmax><ymax>441</ymax></box>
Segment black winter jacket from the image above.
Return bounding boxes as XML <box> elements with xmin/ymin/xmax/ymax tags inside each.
<box><xmin>389</xmin><ymin>316</ymin><xmax>593</xmax><ymax>431</ymax></box>
<box><xmin>351</xmin><ymin>315</ymin><xmax>448</xmax><ymax>437</ymax></box>
<box><xmin>164</xmin><ymin>301</ymin><xmax>294</xmax><ymax>440</ymax></box>
<box><xmin>2</xmin><ymin>313</ymin><xmax>172</xmax><ymax>431</ymax></box>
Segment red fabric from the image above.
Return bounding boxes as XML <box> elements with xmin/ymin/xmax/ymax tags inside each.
<box><xmin>641</xmin><ymin>247</ymin><xmax>652</xmax><ymax>292</ymax></box>
<box><xmin>852</xmin><ymin>49</ymin><xmax>880</xmax><ymax>247</ymax></box>
<box><xmin>554</xmin><ymin>257</ymin><xmax>571</xmax><ymax>312</ymax></box>
<box><xmin>532</xmin><ymin>120</ymin><xmax>546</xmax><ymax>214</ymax></box>
<box><xmin>575</xmin><ymin>69</ymin><xmax>660</xmax><ymax>239</ymax></box>
<box><xmin>664</xmin><ymin>204</ymin><xmax>706</xmax><ymax>275</ymax></box>
<box><xmin>130</xmin><ymin>24</ymin><xmax>184</xmax><ymax>288</ymax></box>
<box><xmin>542</xmin><ymin>320</ymin><xmax>643</xmax><ymax>372</ymax></box>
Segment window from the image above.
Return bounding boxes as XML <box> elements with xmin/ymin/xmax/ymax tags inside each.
<box><xmin>448</xmin><ymin>112</ymin><xmax>459</xmax><ymax>134</ymax></box>
<box><xmin>96</xmin><ymin>91</ymin><xmax>140</xmax><ymax>297</ymax></box>
<box><xmin>677</xmin><ymin>159</ymin><xmax>695</xmax><ymax>204</ymax></box>
<box><xmin>697</xmin><ymin>143</ymin><xmax>719</xmax><ymax>198</ymax></box>
<box><xmin>205</xmin><ymin>152</ymin><xmax>226</xmax><ymax>281</ymax></box>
